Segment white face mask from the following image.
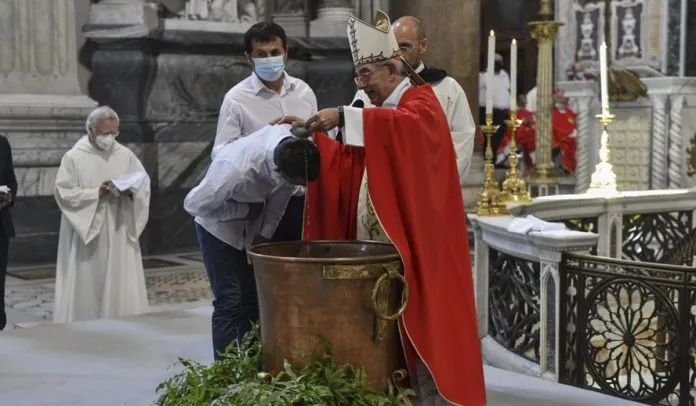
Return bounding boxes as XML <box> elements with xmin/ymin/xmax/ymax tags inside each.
<box><xmin>95</xmin><ymin>134</ymin><xmax>115</xmax><ymax>150</ymax></box>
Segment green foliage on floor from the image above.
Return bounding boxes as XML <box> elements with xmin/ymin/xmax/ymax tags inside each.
<box><xmin>154</xmin><ymin>324</ymin><xmax>414</xmax><ymax>406</ymax></box>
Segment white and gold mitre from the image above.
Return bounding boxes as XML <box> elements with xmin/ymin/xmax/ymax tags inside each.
<box><xmin>347</xmin><ymin>10</ymin><xmax>400</xmax><ymax>67</ymax></box>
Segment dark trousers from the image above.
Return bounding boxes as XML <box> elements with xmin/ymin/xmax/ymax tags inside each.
<box><xmin>196</xmin><ymin>196</ymin><xmax>305</xmax><ymax>360</ymax></box>
<box><xmin>478</xmin><ymin>107</ymin><xmax>509</xmax><ymax>156</ymax></box>
<box><xmin>0</xmin><ymin>233</ymin><xmax>8</xmax><ymax>330</ymax></box>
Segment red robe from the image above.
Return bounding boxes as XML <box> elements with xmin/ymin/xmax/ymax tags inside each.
<box><xmin>552</xmin><ymin>107</ymin><xmax>577</xmax><ymax>173</ymax></box>
<box><xmin>304</xmin><ymin>84</ymin><xmax>486</xmax><ymax>406</ymax></box>
<box><xmin>496</xmin><ymin>108</ymin><xmax>536</xmax><ymax>167</ymax></box>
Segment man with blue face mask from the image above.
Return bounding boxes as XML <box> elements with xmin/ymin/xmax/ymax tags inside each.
<box><xmin>211</xmin><ymin>22</ymin><xmax>317</xmax><ymax>249</ymax></box>
<box><xmin>213</xmin><ymin>22</ymin><xmax>317</xmax><ymax>157</ymax></box>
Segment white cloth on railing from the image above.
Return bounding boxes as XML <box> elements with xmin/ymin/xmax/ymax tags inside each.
<box><xmin>506</xmin><ymin>215</ymin><xmax>567</xmax><ymax>235</ymax></box>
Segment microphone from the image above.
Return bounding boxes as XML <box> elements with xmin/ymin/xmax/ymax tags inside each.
<box><xmin>336</xmin><ymin>99</ymin><xmax>364</xmax><ymax>143</ymax></box>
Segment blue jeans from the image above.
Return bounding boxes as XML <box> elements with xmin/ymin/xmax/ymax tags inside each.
<box><xmin>195</xmin><ymin>196</ymin><xmax>304</xmax><ymax>360</ymax></box>
<box><xmin>195</xmin><ymin>224</ymin><xmax>258</xmax><ymax>360</ymax></box>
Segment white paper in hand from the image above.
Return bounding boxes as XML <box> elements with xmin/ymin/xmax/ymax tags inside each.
<box><xmin>0</xmin><ymin>185</ymin><xmax>10</xmax><ymax>194</ymax></box>
<box><xmin>110</xmin><ymin>172</ymin><xmax>148</xmax><ymax>192</ymax></box>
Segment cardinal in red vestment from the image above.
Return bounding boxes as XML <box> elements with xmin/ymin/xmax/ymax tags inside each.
<box><xmin>552</xmin><ymin>89</ymin><xmax>577</xmax><ymax>173</ymax></box>
<box><xmin>274</xmin><ymin>10</ymin><xmax>486</xmax><ymax>406</ymax></box>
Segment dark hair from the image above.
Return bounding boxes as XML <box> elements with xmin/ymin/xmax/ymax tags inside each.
<box><xmin>274</xmin><ymin>137</ymin><xmax>320</xmax><ymax>182</ymax></box>
<box><xmin>244</xmin><ymin>22</ymin><xmax>288</xmax><ymax>54</ymax></box>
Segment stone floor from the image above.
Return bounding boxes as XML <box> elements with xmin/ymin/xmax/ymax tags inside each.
<box><xmin>4</xmin><ymin>252</ymin><xmax>211</xmax><ymax>328</ymax></box>
<box><xmin>0</xmin><ymin>306</ymin><xmax>641</xmax><ymax>406</ymax></box>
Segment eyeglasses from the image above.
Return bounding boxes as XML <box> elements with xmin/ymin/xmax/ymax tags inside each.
<box><xmin>353</xmin><ymin>66</ymin><xmax>385</xmax><ymax>85</ymax></box>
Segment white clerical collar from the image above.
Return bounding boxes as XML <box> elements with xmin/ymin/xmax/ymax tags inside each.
<box><xmin>382</xmin><ymin>77</ymin><xmax>412</xmax><ymax>108</ymax></box>
<box><xmin>415</xmin><ymin>62</ymin><xmax>425</xmax><ymax>73</ymax></box>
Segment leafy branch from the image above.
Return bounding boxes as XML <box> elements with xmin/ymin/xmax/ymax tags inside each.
<box><xmin>155</xmin><ymin>324</ymin><xmax>415</xmax><ymax>406</ymax></box>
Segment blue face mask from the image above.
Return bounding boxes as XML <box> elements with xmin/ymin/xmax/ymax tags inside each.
<box><xmin>555</xmin><ymin>103</ymin><xmax>565</xmax><ymax>110</ymax></box>
<box><xmin>253</xmin><ymin>55</ymin><xmax>285</xmax><ymax>82</ymax></box>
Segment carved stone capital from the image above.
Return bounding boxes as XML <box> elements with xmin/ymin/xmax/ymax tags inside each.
<box><xmin>528</xmin><ymin>21</ymin><xmax>564</xmax><ymax>43</ymax></box>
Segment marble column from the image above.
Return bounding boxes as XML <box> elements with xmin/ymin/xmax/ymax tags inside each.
<box><xmin>388</xmin><ymin>0</ymin><xmax>481</xmax><ymax>209</ymax></box>
<box><xmin>0</xmin><ymin>0</ymin><xmax>97</xmax><ymax>265</ymax></box>
<box><xmin>648</xmin><ymin>93</ymin><xmax>669</xmax><ymax>189</ymax></box>
<box><xmin>311</xmin><ymin>0</ymin><xmax>354</xmax><ymax>37</ymax></box>
<box><xmin>668</xmin><ymin>95</ymin><xmax>685</xmax><ymax>189</ymax></box>
<box><xmin>558</xmin><ymin>80</ymin><xmax>600</xmax><ymax>194</ymax></box>
<box><xmin>643</xmin><ymin>77</ymin><xmax>696</xmax><ymax>191</ymax></box>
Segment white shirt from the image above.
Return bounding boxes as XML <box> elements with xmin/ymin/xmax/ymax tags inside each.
<box><xmin>351</xmin><ymin>63</ymin><xmax>477</xmax><ymax>179</ymax></box>
<box><xmin>184</xmin><ymin>124</ymin><xmax>297</xmax><ymax>250</ymax></box>
<box><xmin>478</xmin><ymin>69</ymin><xmax>511</xmax><ymax>110</ymax></box>
<box><xmin>212</xmin><ymin>72</ymin><xmax>318</xmax><ymax>158</ymax></box>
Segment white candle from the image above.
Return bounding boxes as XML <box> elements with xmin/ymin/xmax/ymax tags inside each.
<box><xmin>486</xmin><ymin>30</ymin><xmax>495</xmax><ymax>116</ymax></box>
<box><xmin>599</xmin><ymin>41</ymin><xmax>609</xmax><ymax>111</ymax></box>
<box><xmin>510</xmin><ymin>39</ymin><xmax>517</xmax><ymax>112</ymax></box>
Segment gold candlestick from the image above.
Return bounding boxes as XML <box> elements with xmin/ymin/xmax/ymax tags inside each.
<box><xmin>475</xmin><ymin>113</ymin><xmax>510</xmax><ymax>216</ymax></box>
<box><xmin>500</xmin><ymin>111</ymin><xmax>532</xmax><ymax>203</ymax></box>
<box><xmin>586</xmin><ymin>109</ymin><xmax>618</xmax><ymax>195</ymax></box>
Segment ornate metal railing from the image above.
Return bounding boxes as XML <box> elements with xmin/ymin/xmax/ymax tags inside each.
<box><xmin>470</xmin><ymin>189</ymin><xmax>696</xmax><ymax>401</ymax></box>
<box><xmin>559</xmin><ymin>253</ymin><xmax>696</xmax><ymax>405</ymax></box>
<box><xmin>488</xmin><ymin>248</ymin><xmax>541</xmax><ymax>362</ymax></box>
<box><xmin>623</xmin><ymin>211</ymin><xmax>694</xmax><ymax>264</ymax></box>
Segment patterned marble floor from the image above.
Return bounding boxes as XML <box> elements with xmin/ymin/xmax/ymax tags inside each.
<box><xmin>5</xmin><ymin>245</ymin><xmax>476</xmax><ymax>329</ymax></box>
<box><xmin>4</xmin><ymin>252</ymin><xmax>211</xmax><ymax>329</ymax></box>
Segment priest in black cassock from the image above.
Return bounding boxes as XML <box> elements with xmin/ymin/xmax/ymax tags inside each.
<box><xmin>0</xmin><ymin>134</ymin><xmax>17</xmax><ymax>331</ymax></box>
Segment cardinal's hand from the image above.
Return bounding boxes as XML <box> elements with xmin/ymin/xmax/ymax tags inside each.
<box><xmin>305</xmin><ymin>108</ymin><xmax>340</xmax><ymax>133</ymax></box>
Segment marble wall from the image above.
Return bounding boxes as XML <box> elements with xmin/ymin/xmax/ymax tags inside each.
<box><xmin>81</xmin><ymin>23</ymin><xmax>356</xmax><ymax>259</ymax></box>
<box><xmin>0</xmin><ymin>0</ymin><xmax>97</xmax><ymax>265</ymax></box>
<box><xmin>554</xmin><ymin>0</ymin><xmax>686</xmax><ymax>79</ymax></box>
<box><xmin>1</xmin><ymin>0</ymin><xmax>360</xmax><ymax>266</ymax></box>
<box><xmin>560</xmin><ymin>77</ymin><xmax>696</xmax><ymax>193</ymax></box>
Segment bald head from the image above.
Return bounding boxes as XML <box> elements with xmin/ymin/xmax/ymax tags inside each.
<box><xmin>392</xmin><ymin>16</ymin><xmax>429</xmax><ymax>68</ymax></box>
<box><xmin>393</xmin><ymin>16</ymin><xmax>426</xmax><ymax>40</ymax></box>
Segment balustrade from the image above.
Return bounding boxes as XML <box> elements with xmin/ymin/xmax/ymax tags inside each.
<box><xmin>471</xmin><ymin>188</ymin><xmax>696</xmax><ymax>404</ymax></box>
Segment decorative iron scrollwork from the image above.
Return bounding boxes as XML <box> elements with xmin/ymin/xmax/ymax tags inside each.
<box><xmin>560</xmin><ymin>253</ymin><xmax>696</xmax><ymax>405</ymax></box>
<box><xmin>584</xmin><ymin>279</ymin><xmax>680</xmax><ymax>400</ymax></box>
<box><xmin>622</xmin><ymin>211</ymin><xmax>693</xmax><ymax>264</ymax></box>
<box><xmin>488</xmin><ymin>249</ymin><xmax>540</xmax><ymax>362</ymax></box>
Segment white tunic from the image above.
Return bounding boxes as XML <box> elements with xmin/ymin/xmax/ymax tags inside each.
<box><xmin>53</xmin><ymin>136</ymin><xmax>151</xmax><ymax>323</ymax></box>
<box><xmin>345</xmin><ymin>78</ymin><xmax>413</xmax><ymax>242</ymax></box>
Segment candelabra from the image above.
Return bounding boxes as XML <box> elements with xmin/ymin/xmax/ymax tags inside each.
<box><xmin>500</xmin><ymin>111</ymin><xmax>532</xmax><ymax>203</ymax></box>
<box><xmin>475</xmin><ymin>114</ymin><xmax>510</xmax><ymax>216</ymax></box>
<box><xmin>585</xmin><ymin>109</ymin><xmax>618</xmax><ymax>195</ymax></box>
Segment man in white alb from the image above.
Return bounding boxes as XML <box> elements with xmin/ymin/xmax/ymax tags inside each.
<box><xmin>350</xmin><ymin>16</ymin><xmax>477</xmax><ymax>181</ymax></box>
<box><xmin>53</xmin><ymin>106</ymin><xmax>151</xmax><ymax>323</ymax></box>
